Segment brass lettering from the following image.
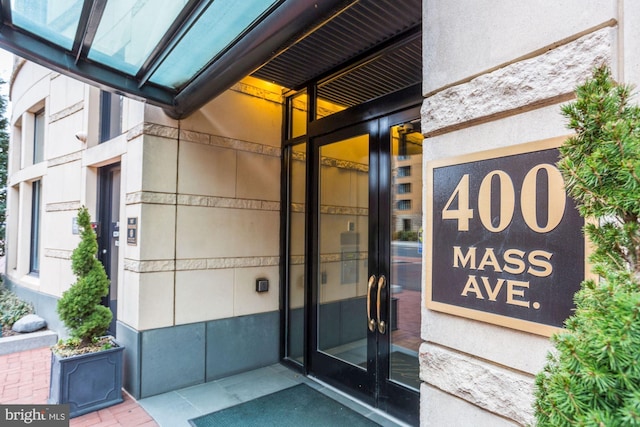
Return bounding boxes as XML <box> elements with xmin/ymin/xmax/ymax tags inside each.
<box><xmin>503</xmin><ymin>249</ymin><xmax>526</xmax><ymax>274</ymax></box>
<box><xmin>453</xmin><ymin>246</ymin><xmax>476</xmax><ymax>269</ymax></box>
<box><xmin>478</xmin><ymin>170</ymin><xmax>515</xmax><ymax>233</ymax></box>
<box><xmin>527</xmin><ymin>250</ymin><xmax>553</xmax><ymax>277</ymax></box>
<box><xmin>481</xmin><ymin>276</ymin><xmax>505</xmax><ymax>301</ymax></box>
<box><xmin>478</xmin><ymin>248</ymin><xmax>502</xmax><ymax>272</ymax></box>
<box><xmin>506</xmin><ymin>280</ymin><xmax>530</xmax><ymax>307</ymax></box>
<box><xmin>521</xmin><ymin>164</ymin><xmax>566</xmax><ymax>233</ymax></box>
<box><xmin>461</xmin><ymin>275</ymin><xmax>484</xmax><ymax>299</ymax></box>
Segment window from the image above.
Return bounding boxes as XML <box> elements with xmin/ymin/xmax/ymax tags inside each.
<box><xmin>397</xmin><ymin>200</ymin><xmax>411</xmax><ymax>210</ymax></box>
<box><xmin>33</xmin><ymin>109</ymin><xmax>45</xmax><ymax>163</ymax></box>
<box><xmin>100</xmin><ymin>91</ymin><xmax>122</xmax><ymax>142</ymax></box>
<box><xmin>397</xmin><ymin>166</ymin><xmax>411</xmax><ymax>177</ymax></box>
<box><xmin>29</xmin><ymin>180</ymin><xmax>41</xmax><ymax>274</ymax></box>
<box><xmin>403</xmin><ymin>219</ymin><xmax>411</xmax><ymax>231</ymax></box>
<box><xmin>397</xmin><ymin>183</ymin><xmax>411</xmax><ymax>194</ymax></box>
<box><xmin>288</xmin><ymin>90</ymin><xmax>307</xmax><ymax>139</ymax></box>
<box><xmin>286</xmin><ymin>142</ymin><xmax>306</xmax><ymax>365</ymax></box>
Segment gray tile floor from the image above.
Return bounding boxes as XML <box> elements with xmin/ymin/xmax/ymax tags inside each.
<box><xmin>139</xmin><ymin>363</ymin><xmax>410</xmax><ymax>427</ymax></box>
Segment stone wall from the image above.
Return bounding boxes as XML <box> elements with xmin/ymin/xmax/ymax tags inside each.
<box><xmin>115</xmin><ymin>76</ymin><xmax>285</xmax><ymax>398</ymax></box>
<box><xmin>117</xmin><ymin>76</ymin><xmax>283</xmax><ymax>331</ymax></box>
<box><xmin>419</xmin><ymin>1</ymin><xmax>636</xmax><ymax>425</ymax></box>
<box><xmin>6</xmin><ymin>60</ymin><xmax>143</xmax><ymax>318</ymax></box>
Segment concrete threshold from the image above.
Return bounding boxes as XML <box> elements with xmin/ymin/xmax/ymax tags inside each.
<box><xmin>0</xmin><ymin>330</ymin><xmax>57</xmax><ymax>355</ymax></box>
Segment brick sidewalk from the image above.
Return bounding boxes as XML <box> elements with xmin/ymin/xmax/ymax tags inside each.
<box><xmin>393</xmin><ymin>289</ymin><xmax>422</xmax><ymax>352</ymax></box>
<box><xmin>0</xmin><ymin>346</ymin><xmax>158</xmax><ymax>426</ymax></box>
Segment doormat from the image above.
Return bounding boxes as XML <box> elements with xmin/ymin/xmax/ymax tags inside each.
<box><xmin>189</xmin><ymin>383</ymin><xmax>380</xmax><ymax>427</ymax></box>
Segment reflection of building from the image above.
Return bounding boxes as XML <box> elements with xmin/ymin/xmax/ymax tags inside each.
<box><xmin>1</xmin><ymin>2</ymin><xmax>638</xmax><ymax>426</ymax></box>
<box><xmin>392</xmin><ymin>123</ymin><xmax>423</xmax><ymax>237</ymax></box>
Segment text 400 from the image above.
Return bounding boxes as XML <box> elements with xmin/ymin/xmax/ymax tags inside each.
<box><xmin>442</xmin><ymin>164</ymin><xmax>566</xmax><ymax>233</ymax></box>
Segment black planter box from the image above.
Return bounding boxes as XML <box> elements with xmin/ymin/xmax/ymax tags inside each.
<box><xmin>48</xmin><ymin>342</ymin><xmax>124</xmax><ymax>418</ymax></box>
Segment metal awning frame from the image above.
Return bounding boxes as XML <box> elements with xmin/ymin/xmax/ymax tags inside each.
<box><xmin>0</xmin><ymin>0</ymin><xmax>350</xmax><ymax>118</ymax></box>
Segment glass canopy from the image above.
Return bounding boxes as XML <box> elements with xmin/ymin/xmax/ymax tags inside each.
<box><xmin>88</xmin><ymin>0</ymin><xmax>190</xmax><ymax>76</ymax></box>
<box><xmin>9</xmin><ymin>0</ymin><xmax>277</xmax><ymax>89</ymax></box>
<box><xmin>0</xmin><ymin>0</ymin><xmax>421</xmax><ymax>118</ymax></box>
<box><xmin>3</xmin><ymin>0</ymin><xmax>338</xmax><ymax>117</ymax></box>
<box><xmin>10</xmin><ymin>0</ymin><xmax>83</xmax><ymax>50</ymax></box>
<box><xmin>149</xmin><ymin>0</ymin><xmax>277</xmax><ymax>89</ymax></box>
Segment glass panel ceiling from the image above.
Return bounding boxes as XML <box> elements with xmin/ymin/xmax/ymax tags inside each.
<box><xmin>149</xmin><ymin>0</ymin><xmax>278</xmax><ymax>89</ymax></box>
<box><xmin>11</xmin><ymin>0</ymin><xmax>83</xmax><ymax>50</ymax></box>
<box><xmin>10</xmin><ymin>0</ymin><xmax>278</xmax><ymax>91</ymax></box>
<box><xmin>2</xmin><ymin>0</ymin><xmax>409</xmax><ymax>118</ymax></box>
<box><xmin>88</xmin><ymin>0</ymin><xmax>189</xmax><ymax>76</ymax></box>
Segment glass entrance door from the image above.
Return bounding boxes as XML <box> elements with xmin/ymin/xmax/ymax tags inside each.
<box><xmin>313</xmin><ymin>121</ymin><xmax>375</xmax><ymax>405</ymax></box>
<box><xmin>310</xmin><ymin>109</ymin><xmax>422</xmax><ymax>424</ymax></box>
<box><xmin>382</xmin><ymin>112</ymin><xmax>423</xmax><ymax>421</ymax></box>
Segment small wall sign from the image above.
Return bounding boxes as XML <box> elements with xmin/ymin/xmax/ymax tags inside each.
<box><xmin>127</xmin><ymin>217</ymin><xmax>138</xmax><ymax>246</ymax></box>
<box><xmin>425</xmin><ymin>137</ymin><xmax>588</xmax><ymax>336</ymax></box>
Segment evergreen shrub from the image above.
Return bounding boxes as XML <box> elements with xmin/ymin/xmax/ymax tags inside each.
<box><xmin>534</xmin><ymin>66</ymin><xmax>640</xmax><ymax>426</ymax></box>
<box><xmin>56</xmin><ymin>207</ymin><xmax>112</xmax><ymax>349</ymax></box>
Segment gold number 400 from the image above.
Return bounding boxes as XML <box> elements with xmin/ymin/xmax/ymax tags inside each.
<box><xmin>442</xmin><ymin>164</ymin><xmax>566</xmax><ymax>233</ymax></box>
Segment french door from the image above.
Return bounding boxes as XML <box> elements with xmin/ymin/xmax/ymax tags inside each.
<box><xmin>309</xmin><ymin>107</ymin><xmax>422</xmax><ymax>425</ymax></box>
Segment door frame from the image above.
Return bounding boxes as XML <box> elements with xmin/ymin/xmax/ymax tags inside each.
<box><xmin>309</xmin><ymin>119</ymin><xmax>379</xmax><ymax>406</ymax></box>
<box><xmin>377</xmin><ymin>108</ymin><xmax>422</xmax><ymax>422</ymax></box>
<box><xmin>308</xmin><ymin>108</ymin><xmax>421</xmax><ymax>424</ymax></box>
<box><xmin>97</xmin><ymin>163</ymin><xmax>121</xmax><ymax>337</ymax></box>
<box><xmin>281</xmin><ymin>84</ymin><xmax>423</xmax><ymax>425</ymax></box>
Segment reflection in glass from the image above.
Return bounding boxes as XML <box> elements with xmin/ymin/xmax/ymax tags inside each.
<box><xmin>389</xmin><ymin>121</ymin><xmax>423</xmax><ymax>390</ymax></box>
<box><xmin>288</xmin><ymin>91</ymin><xmax>308</xmax><ymax>139</ymax></box>
<box><xmin>317</xmin><ymin>135</ymin><xmax>369</xmax><ymax>369</ymax></box>
<box><xmin>150</xmin><ymin>0</ymin><xmax>277</xmax><ymax>89</ymax></box>
<box><xmin>89</xmin><ymin>0</ymin><xmax>188</xmax><ymax>75</ymax></box>
<box><xmin>11</xmin><ymin>0</ymin><xmax>83</xmax><ymax>50</ymax></box>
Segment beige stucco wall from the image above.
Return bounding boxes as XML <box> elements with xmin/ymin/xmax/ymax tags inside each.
<box><xmin>7</xmin><ymin>58</ymin><xmax>283</xmax><ymax>336</ymax></box>
<box><xmin>120</xmin><ymin>76</ymin><xmax>283</xmax><ymax>331</ymax></box>
<box><xmin>7</xmin><ymin>61</ymin><xmax>140</xmax><ymax>306</ymax></box>
<box><xmin>420</xmin><ymin>1</ymin><xmax>637</xmax><ymax>426</ymax></box>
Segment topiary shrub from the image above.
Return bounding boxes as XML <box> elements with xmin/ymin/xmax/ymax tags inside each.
<box><xmin>56</xmin><ymin>206</ymin><xmax>112</xmax><ymax>350</ymax></box>
<box><xmin>533</xmin><ymin>65</ymin><xmax>640</xmax><ymax>426</ymax></box>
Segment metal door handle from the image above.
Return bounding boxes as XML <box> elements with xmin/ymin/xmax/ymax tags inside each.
<box><xmin>367</xmin><ymin>275</ymin><xmax>377</xmax><ymax>332</ymax></box>
<box><xmin>377</xmin><ymin>275</ymin><xmax>386</xmax><ymax>334</ymax></box>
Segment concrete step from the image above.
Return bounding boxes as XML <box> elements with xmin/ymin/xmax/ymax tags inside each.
<box><xmin>0</xmin><ymin>330</ymin><xmax>58</xmax><ymax>355</ymax></box>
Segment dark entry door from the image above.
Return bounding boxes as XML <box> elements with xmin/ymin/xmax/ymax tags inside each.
<box><xmin>310</xmin><ymin>108</ymin><xmax>422</xmax><ymax>425</ymax></box>
<box><xmin>98</xmin><ymin>163</ymin><xmax>121</xmax><ymax>336</ymax></box>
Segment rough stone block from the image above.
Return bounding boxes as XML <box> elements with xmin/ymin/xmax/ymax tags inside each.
<box><xmin>421</xmin><ymin>28</ymin><xmax>612</xmax><ymax>135</ymax></box>
<box><xmin>12</xmin><ymin>314</ymin><xmax>47</xmax><ymax>333</ymax></box>
<box><xmin>420</xmin><ymin>343</ymin><xmax>535</xmax><ymax>426</ymax></box>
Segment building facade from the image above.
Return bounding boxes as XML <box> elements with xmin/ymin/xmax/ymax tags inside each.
<box><xmin>7</xmin><ymin>67</ymin><xmax>284</xmax><ymax>398</ymax></box>
<box><xmin>3</xmin><ymin>1</ymin><xmax>639</xmax><ymax>426</ymax></box>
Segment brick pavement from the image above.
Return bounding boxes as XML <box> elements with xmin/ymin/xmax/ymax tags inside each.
<box><xmin>0</xmin><ymin>346</ymin><xmax>158</xmax><ymax>427</ymax></box>
<box><xmin>392</xmin><ymin>289</ymin><xmax>422</xmax><ymax>352</ymax></box>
